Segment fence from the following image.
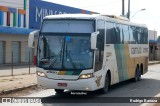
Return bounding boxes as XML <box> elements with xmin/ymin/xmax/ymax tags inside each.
<box><xmin>0</xmin><ymin>51</ymin><xmax>36</xmax><ymax>77</ymax></box>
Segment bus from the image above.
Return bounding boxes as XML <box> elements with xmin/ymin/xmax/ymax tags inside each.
<box><xmin>28</xmin><ymin>14</ymin><xmax>148</xmax><ymax>94</ymax></box>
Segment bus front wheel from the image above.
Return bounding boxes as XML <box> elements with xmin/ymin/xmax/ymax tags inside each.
<box><xmin>100</xmin><ymin>74</ymin><xmax>110</xmax><ymax>94</ymax></box>
<box><xmin>55</xmin><ymin>89</ymin><xmax>64</xmax><ymax>94</ymax></box>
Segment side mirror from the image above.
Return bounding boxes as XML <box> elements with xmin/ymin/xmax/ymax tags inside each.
<box><xmin>28</xmin><ymin>30</ymin><xmax>39</xmax><ymax>48</ymax></box>
<box><xmin>91</xmin><ymin>31</ymin><xmax>99</xmax><ymax>50</ymax></box>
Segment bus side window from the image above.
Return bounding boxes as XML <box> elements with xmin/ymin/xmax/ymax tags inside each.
<box><xmin>119</xmin><ymin>24</ymin><xmax>124</xmax><ymax>44</ymax></box>
<box><xmin>95</xmin><ymin>20</ymin><xmax>105</xmax><ymax>72</ymax></box>
<box><xmin>122</xmin><ymin>24</ymin><xmax>129</xmax><ymax>44</ymax></box>
<box><xmin>144</xmin><ymin>28</ymin><xmax>148</xmax><ymax>44</ymax></box>
<box><xmin>139</xmin><ymin>28</ymin><xmax>144</xmax><ymax>44</ymax></box>
<box><xmin>115</xmin><ymin>24</ymin><xmax>121</xmax><ymax>44</ymax></box>
<box><xmin>132</xmin><ymin>26</ymin><xmax>138</xmax><ymax>44</ymax></box>
<box><xmin>106</xmin><ymin>22</ymin><xmax>121</xmax><ymax>44</ymax></box>
<box><xmin>129</xmin><ymin>26</ymin><xmax>135</xmax><ymax>44</ymax></box>
<box><xmin>140</xmin><ymin>28</ymin><xmax>148</xmax><ymax>44</ymax></box>
<box><xmin>137</xmin><ymin>28</ymin><xmax>141</xmax><ymax>44</ymax></box>
<box><xmin>106</xmin><ymin>22</ymin><xmax>112</xmax><ymax>44</ymax></box>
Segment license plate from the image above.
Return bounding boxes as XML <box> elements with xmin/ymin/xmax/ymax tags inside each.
<box><xmin>57</xmin><ymin>83</ymin><xmax>67</xmax><ymax>87</ymax></box>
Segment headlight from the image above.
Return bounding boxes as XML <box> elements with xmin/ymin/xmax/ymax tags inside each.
<box><xmin>79</xmin><ymin>73</ymin><xmax>94</xmax><ymax>79</ymax></box>
<box><xmin>37</xmin><ymin>72</ymin><xmax>47</xmax><ymax>77</ymax></box>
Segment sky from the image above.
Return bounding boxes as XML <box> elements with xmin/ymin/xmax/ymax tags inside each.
<box><xmin>43</xmin><ymin>0</ymin><xmax>160</xmax><ymax>35</ymax></box>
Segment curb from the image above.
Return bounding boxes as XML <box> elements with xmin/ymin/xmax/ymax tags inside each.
<box><xmin>0</xmin><ymin>84</ymin><xmax>37</xmax><ymax>95</ymax></box>
<box><xmin>148</xmin><ymin>62</ymin><xmax>160</xmax><ymax>65</ymax></box>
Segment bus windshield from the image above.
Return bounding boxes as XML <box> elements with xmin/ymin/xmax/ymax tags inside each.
<box><xmin>37</xmin><ymin>33</ymin><xmax>94</xmax><ymax>70</ymax></box>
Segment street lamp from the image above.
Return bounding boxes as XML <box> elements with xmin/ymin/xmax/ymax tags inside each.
<box><xmin>130</xmin><ymin>8</ymin><xmax>146</xmax><ymax>20</ymax></box>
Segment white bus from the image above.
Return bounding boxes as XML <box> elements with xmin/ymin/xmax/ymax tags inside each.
<box><xmin>28</xmin><ymin>14</ymin><xmax>148</xmax><ymax>94</ymax></box>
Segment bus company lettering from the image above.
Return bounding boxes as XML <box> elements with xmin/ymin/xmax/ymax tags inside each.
<box><xmin>131</xmin><ymin>47</ymin><xmax>142</xmax><ymax>54</ymax></box>
<box><xmin>143</xmin><ymin>48</ymin><xmax>149</xmax><ymax>53</ymax></box>
<box><xmin>131</xmin><ymin>47</ymin><xmax>148</xmax><ymax>54</ymax></box>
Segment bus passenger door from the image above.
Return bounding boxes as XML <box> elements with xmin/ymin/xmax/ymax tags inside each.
<box><xmin>93</xmin><ymin>20</ymin><xmax>105</xmax><ymax>89</ymax></box>
<box><xmin>94</xmin><ymin>41</ymin><xmax>104</xmax><ymax>89</ymax></box>
<box><xmin>95</xmin><ymin>49</ymin><xmax>103</xmax><ymax>72</ymax></box>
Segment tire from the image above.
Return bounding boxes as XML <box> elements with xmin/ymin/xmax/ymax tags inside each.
<box><xmin>99</xmin><ymin>74</ymin><xmax>110</xmax><ymax>94</ymax></box>
<box><xmin>138</xmin><ymin>68</ymin><xmax>141</xmax><ymax>81</ymax></box>
<box><xmin>55</xmin><ymin>89</ymin><xmax>64</xmax><ymax>94</ymax></box>
<box><xmin>134</xmin><ymin>66</ymin><xmax>141</xmax><ymax>82</ymax></box>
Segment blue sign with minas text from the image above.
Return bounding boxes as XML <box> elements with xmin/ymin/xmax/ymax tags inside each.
<box><xmin>29</xmin><ymin>0</ymin><xmax>93</xmax><ymax>29</ymax></box>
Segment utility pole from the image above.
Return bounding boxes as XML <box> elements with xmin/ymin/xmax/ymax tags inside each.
<box><xmin>127</xmin><ymin>0</ymin><xmax>130</xmax><ymax>19</ymax></box>
<box><xmin>122</xmin><ymin>0</ymin><xmax>125</xmax><ymax>16</ymax></box>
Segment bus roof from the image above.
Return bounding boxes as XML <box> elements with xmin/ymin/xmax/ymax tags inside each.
<box><xmin>44</xmin><ymin>14</ymin><xmax>147</xmax><ymax>28</ymax></box>
<box><xmin>44</xmin><ymin>14</ymin><xmax>99</xmax><ymax>20</ymax></box>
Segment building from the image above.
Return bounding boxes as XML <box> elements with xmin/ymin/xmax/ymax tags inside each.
<box><xmin>148</xmin><ymin>30</ymin><xmax>159</xmax><ymax>60</ymax></box>
<box><xmin>0</xmin><ymin>0</ymin><xmax>95</xmax><ymax>65</ymax></box>
<box><xmin>157</xmin><ymin>36</ymin><xmax>160</xmax><ymax>49</ymax></box>
<box><xmin>156</xmin><ymin>36</ymin><xmax>160</xmax><ymax>60</ymax></box>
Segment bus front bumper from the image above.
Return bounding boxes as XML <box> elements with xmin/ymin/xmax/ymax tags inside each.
<box><xmin>37</xmin><ymin>76</ymin><xmax>98</xmax><ymax>91</ymax></box>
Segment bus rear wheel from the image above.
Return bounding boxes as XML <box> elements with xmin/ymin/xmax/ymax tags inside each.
<box><xmin>55</xmin><ymin>89</ymin><xmax>64</xmax><ymax>94</ymax></box>
<box><xmin>134</xmin><ymin>66</ymin><xmax>141</xmax><ymax>82</ymax></box>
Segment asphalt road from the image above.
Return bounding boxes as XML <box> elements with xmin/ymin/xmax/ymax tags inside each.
<box><xmin>1</xmin><ymin>64</ymin><xmax>160</xmax><ymax>106</ymax></box>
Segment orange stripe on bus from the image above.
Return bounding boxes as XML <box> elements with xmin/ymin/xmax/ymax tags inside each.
<box><xmin>18</xmin><ymin>9</ymin><xmax>26</xmax><ymax>14</ymax></box>
<box><xmin>0</xmin><ymin>6</ymin><xmax>8</xmax><ymax>12</ymax></box>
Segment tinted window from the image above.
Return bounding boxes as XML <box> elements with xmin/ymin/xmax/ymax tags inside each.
<box><xmin>116</xmin><ymin>24</ymin><xmax>121</xmax><ymax>44</ymax></box>
<box><xmin>132</xmin><ymin>26</ymin><xmax>139</xmax><ymax>44</ymax></box>
<box><xmin>106</xmin><ymin>22</ymin><xmax>117</xmax><ymax>44</ymax></box>
<box><xmin>129</xmin><ymin>26</ymin><xmax>135</xmax><ymax>44</ymax></box>
<box><xmin>122</xmin><ymin>25</ymin><xmax>129</xmax><ymax>44</ymax></box>
<box><xmin>119</xmin><ymin>24</ymin><xmax>124</xmax><ymax>44</ymax></box>
<box><xmin>144</xmin><ymin>28</ymin><xmax>148</xmax><ymax>44</ymax></box>
<box><xmin>41</xmin><ymin>20</ymin><xmax>94</xmax><ymax>33</ymax></box>
<box><xmin>139</xmin><ymin>28</ymin><xmax>148</xmax><ymax>44</ymax></box>
<box><xmin>106</xmin><ymin>22</ymin><xmax>148</xmax><ymax>44</ymax></box>
<box><xmin>97</xmin><ymin>20</ymin><xmax>105</xmax><ymax>50</ymax></box>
